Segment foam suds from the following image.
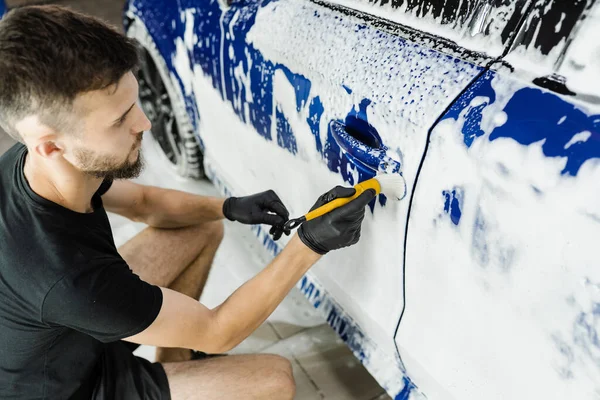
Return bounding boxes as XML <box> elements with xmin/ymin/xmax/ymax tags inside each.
<box><xmin>332</xmin><ymin>0</ymin><xmax>516</xmax><ymax>57</ymax></box>
<box><xmin>555</xmin><ymin>3</ymin><xmax>600</xmax><ymax>97</ymax></box>
<box><xmin>505</xmin><ymin>2</ymin><xmax>600</xmax><ymax>98</ymax></box>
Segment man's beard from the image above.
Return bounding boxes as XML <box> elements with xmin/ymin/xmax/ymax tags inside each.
<box><xmin>74</xmin><ymin>137</ymin><xmax>145</xmax><ymax>180</ymax></box>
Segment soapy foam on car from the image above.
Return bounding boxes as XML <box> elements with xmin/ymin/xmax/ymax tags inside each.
<box><xmin>332</xmin><ymin>0</ymin><xmax>516</xmax><ymax>58</ymax></box>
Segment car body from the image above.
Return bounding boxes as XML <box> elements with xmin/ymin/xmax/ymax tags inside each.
<box><xmin>124</xmin><ymin>0</ymin><xmax>600</xmax><ymax>398</ymax></box>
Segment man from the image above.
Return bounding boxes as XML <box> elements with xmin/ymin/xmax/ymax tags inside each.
<box><xmin>0</xmin><ymin>5</ymin><xmax>375</xmax><ymax>400</ymax></box>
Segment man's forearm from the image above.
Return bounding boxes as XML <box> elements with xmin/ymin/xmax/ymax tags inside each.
<box><xmin>212</xmin><ymin>235</ymin><xmax>321</xmax><ymax>351</ymax></box>
<box><xmin>141</xmin><ymin>186</ymin><xmax>225</xmax><ymax>228</ymax></box>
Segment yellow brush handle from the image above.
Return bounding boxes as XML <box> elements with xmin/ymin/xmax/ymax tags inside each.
<box><xmin>304</xmin><ymin>178</ymin><xmax>381</xmax><ymax>222</ymax></box>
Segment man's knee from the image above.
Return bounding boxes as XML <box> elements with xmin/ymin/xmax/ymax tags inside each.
<box><xmin>186</xmin><ymin>220</ymin><xmax>224</xmax><ymax>251</ymax></box>
<box><xmin>263</xmin><ymin>354</ymin><xmax>295</xmax><ymax>399</ymax></box>
<box><xmin>209</xmin><ymin>220</ymin><xmax>225</xmax><ymax>244</ymax></box>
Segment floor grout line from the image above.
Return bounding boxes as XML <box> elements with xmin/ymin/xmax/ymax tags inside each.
<box><xmin>292</xmin><ymin>354</ymin><xmax>325</xmax><ymax>399</ymax></box>
<box><xmin>268</xmin><ymin>321</ymin><xmax>284</xmax><ymax>341</ymax></box>
<box><xmin>267</xmin><ymin>324</ymin><xmax>326</xmax><ymax>397</ymax></box>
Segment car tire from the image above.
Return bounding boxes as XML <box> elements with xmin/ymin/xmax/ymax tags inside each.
<box><xmin>126</xmin><ymin>17</ymin><xmax>205</xmax><ymax>180</ymax></box>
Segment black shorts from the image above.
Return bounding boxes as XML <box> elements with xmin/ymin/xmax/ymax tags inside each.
<box><xmin>90</xmin><ymin>341</ymin><xmax>171</xmax><ymax>400</ymax></box>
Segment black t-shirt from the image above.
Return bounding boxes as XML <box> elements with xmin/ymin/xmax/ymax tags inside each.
<box><xmin>0</xmin><ymin>144</ymin><xmax>163</xmax><ymax>399</ymax></box>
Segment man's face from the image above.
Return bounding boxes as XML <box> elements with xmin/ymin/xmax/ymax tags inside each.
<box><xmin>69</xmin><ymin>71</ymin><xmax>152</xmax><ymax>180</ymax></box>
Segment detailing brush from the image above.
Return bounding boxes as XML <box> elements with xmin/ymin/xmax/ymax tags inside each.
<box><xmin>283</xmin><ymin>173</ymin><xmax>406</xmax><ymax>230</ymax></box>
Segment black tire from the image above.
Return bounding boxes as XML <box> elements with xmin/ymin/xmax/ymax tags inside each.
<box><xmin>127</xmin><ymin>18</ymin><xmax>205</xmax><ymax>180</ymax></box>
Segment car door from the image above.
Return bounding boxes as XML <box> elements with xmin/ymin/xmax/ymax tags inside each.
<box><xmin>400</xmin><ymin>1</ymin><xmax>600</xmax><ymax>398</ymax></box>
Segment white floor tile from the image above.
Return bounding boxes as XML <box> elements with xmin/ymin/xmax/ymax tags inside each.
<box><xmin>260</xmin><ymin>336</ymin><xmax>324</xmax><ymax>399</ymax></box>
<box><xmin>262</xmin><ymin>325</ymin><xmax>387</xmax><ymax>400</ymax></box>
<box><xmin>228</xmin><ymin>322</ymin><xmax>281</xmax><ymax>355</ymax></box>
<box><xmin>290</xmin><ymin>356</ymin><xmax>326</xmax><ymax>400</ymax></box>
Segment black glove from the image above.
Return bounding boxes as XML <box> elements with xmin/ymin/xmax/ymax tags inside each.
<box><xmin>223</xmin><ymin>190</ymin><xmax>290</xmax><ymax>228</ymax></box>
<box><xmin>269</xmin><ymin>224</ymin><xmax>291</xmax><ymax>242</ymax></box>
<box><xmin>298</xmin><ymin>186</ymin><xmax>376</xmax><ymax>255</ymax></box>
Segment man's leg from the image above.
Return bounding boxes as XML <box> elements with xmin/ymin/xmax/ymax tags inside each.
<box><xmin>118</xmin><ymin>220</ymin><xmax>224</xmax><ymax>362</ymax></box>
<box><xmin>161</xmin><ymin>353</ymin><xmax>296</xmax><ymax>400</ymax></box>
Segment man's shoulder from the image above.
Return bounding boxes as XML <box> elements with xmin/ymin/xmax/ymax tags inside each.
<box><xmin>0</xmin><ymin>142</ymin><xmax>24</xmax><ymax>179</ymax></box>
<box><xmin>0</xmin><ymin>142</ymin><xmax>25</xmax><ymax>166</ymax></box>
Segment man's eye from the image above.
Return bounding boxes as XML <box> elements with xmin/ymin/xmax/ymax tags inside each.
<box><xmin>115</xmin><ymin>115</ymin><xmax>127</xmax><ymax>127</ymax></box>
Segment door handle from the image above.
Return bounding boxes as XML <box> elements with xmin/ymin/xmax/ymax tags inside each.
<box><xmin>329</xmin><ymin>120</ymin><xmax>406</xmax><ymax>199</ymax></box>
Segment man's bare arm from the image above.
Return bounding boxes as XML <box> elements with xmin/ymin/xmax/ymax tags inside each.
<box><xmin>124</xmin><ymin>186</ymin><xmax>374</xmax><ymax>352</ymax></box>
<box><xmin>102</xmin><ymin>181</ymin><xmax>288</xmax><ymax>230</ymax></box>
<box><xmin>102</xmin><ymin>180</ymin><xmax>225</xmax><ymax>228</ymax></box>
<box><xmin>124</xmin><ymin>235</ymin><xmax>321</xmax><ymax>353</ymax></box>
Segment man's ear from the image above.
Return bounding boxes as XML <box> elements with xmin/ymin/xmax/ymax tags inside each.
<box><xmin>33</xmin><ymin>141</ymin><xmax>65</xmax><ymax>159</ymax></box>
<box><xmin>15</xmin><ymin>115</ymin><xmax>65</xmax><ymax>159</ymax></box>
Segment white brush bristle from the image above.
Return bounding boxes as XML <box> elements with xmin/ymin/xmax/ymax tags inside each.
<box><xmin>375</xmin><ymin>173</ymin><xmax>407</xmax><ymax>200</ymax></box>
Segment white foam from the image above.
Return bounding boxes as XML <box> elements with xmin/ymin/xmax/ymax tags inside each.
<box><xmin>504</xmin><ymin>2</ymin><xmax>600</xmax><ymax>100</ymax></box>
<box><xmin>330</xmin><ymin>0</ymin><xmax>514</xmax><ymax>57</ymax></box>
<box><xmin>172</xmin><ymin>37</ymin><xmax>193</xmax><ymax>95</ymax></box>
<box><xmin>555</xmin><ymin>3</ymin><xmax>600</xmax><ymax>98</ymax></box>
<box><xmin>564</xmin><ymin>130</ymin><xmax>592</xmax><ymax>149</ymax></box>
<box><xmin>555</xmin><ymin>12</ymin><xmax>566</xmax><ymax>33</ymax></box>
<box><xmin>183</xmin><ymin>9</ymin><xmax>195</xmax><ymax>50</ymax></box>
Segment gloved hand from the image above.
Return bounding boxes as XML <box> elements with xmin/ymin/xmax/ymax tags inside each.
<box><xmin>298</xmin><ymin>186</ymin><xmax>376</xmax><ymax>255</ymax></box>
<box><xmin>223</xmin><ymin>190</ymin><xmax>290</xmax><ymax>230</ymax></box>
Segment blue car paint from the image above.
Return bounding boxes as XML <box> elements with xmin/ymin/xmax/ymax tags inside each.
<box><xmin>442</xmin><ymin>188</ymin><xmax>463</xmax><ymax>226</ymax></box>
<box><xmin>442</xmin><ymin>70</ymin><xmax>600</xmax><ymax>177</ymax></box>
<box><xmin>395</xmin><ymin>376</ymin><xmax>418</xmax><ymax>400</ymax></box>
<box><xmin>181</xmin><ymin>0</ymin><xmax>389</xmax><ymax>188</ymax></box>
<box><xmin>280</xmin><ymin>64</ymin><xmax>312</xmax><ymax>113</ymax></box>
<box><xmin>307</xmin><ymin>96</ymin><xmax>325</xmax><ymax>153</ymax></box>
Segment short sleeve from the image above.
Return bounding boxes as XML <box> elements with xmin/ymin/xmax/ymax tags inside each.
<box><xmin>96</xmin><ymin>178</ymin><xmax>114</xmax><ymax>197</ymax></box>
<box><xmin>41</xmin><ymin>261</ymin><xmax>163</xmax><ymax>343</ymax></box>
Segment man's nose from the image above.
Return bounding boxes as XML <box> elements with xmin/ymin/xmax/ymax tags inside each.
<box><xmin>133</xmin><ymin>104</ymin><xmax>152</xmax><ymax>133</ymax></box>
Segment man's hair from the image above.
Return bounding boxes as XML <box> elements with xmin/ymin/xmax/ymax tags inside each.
<box><xmin>0</xmin><ymin>5</ymin><xmax>140</xmax><ymax>142</ymax></box>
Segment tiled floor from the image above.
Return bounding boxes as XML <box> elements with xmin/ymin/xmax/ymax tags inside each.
<box><xmin>0</xmin><ymin>0</ymin><xmax>393</xmax><ymax>398</ymax></box>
